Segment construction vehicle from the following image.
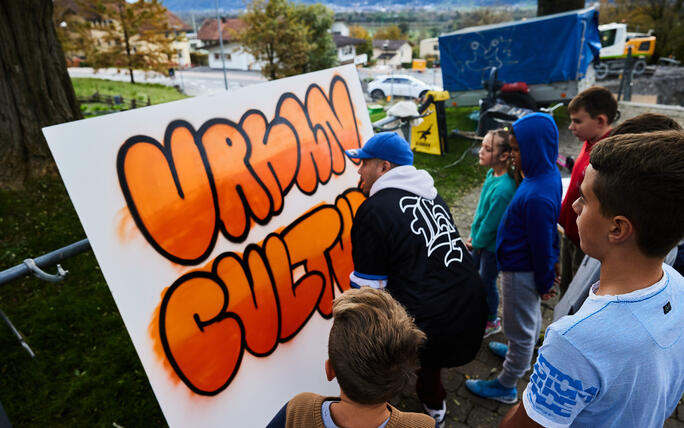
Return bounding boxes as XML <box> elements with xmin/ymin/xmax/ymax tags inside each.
<box><xmin>595</xmin><ymin>22</ymin><xmax>656</xmax><ymax>79</ymax></box>
<box><xmin>438</xmin><ymin>6</ymin><xmax>601</xmax><ymax>108</ymax></box>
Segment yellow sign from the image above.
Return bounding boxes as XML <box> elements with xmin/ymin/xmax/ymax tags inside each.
<box><xmin>411</xmin><ymin>106</ymin><xmax>442</xmax><ymax>155</ymax></box>
<box><xmin>412</xmin><ymin>59</ymin><xmax>427</xmax><ymax>71</ymax></box>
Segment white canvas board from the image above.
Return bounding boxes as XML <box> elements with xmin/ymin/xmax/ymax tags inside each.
<box><xmin>43</xmin><ymin>64</ymin><xmax>372</xmax><ymax>427</ymax></box>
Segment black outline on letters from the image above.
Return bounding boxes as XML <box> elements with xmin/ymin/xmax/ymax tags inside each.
<box><xmin>117</xmin><ymin>75</ymin><xmax>362</xmax><ymax>265</ymax></box>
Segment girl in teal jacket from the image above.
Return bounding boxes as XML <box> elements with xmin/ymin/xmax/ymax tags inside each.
<box><xmin>467</xmin><ymin>128</ymin><xmax>517</xmax><ymax>337</ymax></box>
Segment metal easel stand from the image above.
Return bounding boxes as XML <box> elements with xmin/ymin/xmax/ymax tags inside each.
<box><xmin>0</xmin><ymin>239</ymin><xmax>91</xmax><ymax>357</ymax></box>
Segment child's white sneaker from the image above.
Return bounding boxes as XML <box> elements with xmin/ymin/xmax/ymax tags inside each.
<box><xmin>422</xmin><ymin>399</ymin><xmax>446</xmax><ymax>428</ymax></box>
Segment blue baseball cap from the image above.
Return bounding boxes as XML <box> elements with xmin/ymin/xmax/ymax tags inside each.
<box><xmin>345</xmin><ymin>132</ymin><xmax>414</xmax><ymax>166</ymax></box>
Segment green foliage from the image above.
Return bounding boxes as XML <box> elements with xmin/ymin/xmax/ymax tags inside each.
<box><xmin>349</xmin><ymin>25</ymin><xmax>373</xmax><ymax>59</ymax></box>
<box><xmin>296</xmin><ymin>3</ymin><xmax>338</xmax><ymax>73</ymax></box>
<box><xmin>336</xmin><ymin>8</ymin><xmax>536</xmax><ymax>40</ymax></box>
<box><xmin>458</xmin><ymin>7</ymin><xmax>513</xmax><ymax>29</ymax></box>
<box><xmin>598</xmin><ymin>0</ymin><xmax>684</xmax><ymax>60</ymax></box>
<box><xmin>54</xmin><ymin>0</ymin><xmax>94</xmax><ymax>60</ymax></box>
<box><xmin>239</xmin><ymin>0</ymin><xmax>336</xmax><ymax>80</ymax></box>
<box><xmin>85</xmin><ymin>0</ymin><xmax>178</xmax><ymax>83</ymax></box>
<box><xmin>373</xmin><ymin>25</ymin><xmax>407</xmax><ymax>40</ymax></box>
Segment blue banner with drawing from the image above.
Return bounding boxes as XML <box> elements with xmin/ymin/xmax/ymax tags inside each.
<box><xmin>439</xmin><ymin>7</ymin><xmax>601</xmax><ymax>91</ymax></box>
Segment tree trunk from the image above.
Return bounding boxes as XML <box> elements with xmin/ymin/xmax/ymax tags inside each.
<box><xmin>537</xmin><ymin>0</ymin><xmax>585</xmax><ymax>16</ymax></box>
<box><xmin>117</xmin><ymin>2</ymin><xmax>136</xmax><ymax>84</ymax></box>
<box><xmin>0</xmin><ymin>0</ymin><xmax>82</xmax><ymax>188</ymax></box>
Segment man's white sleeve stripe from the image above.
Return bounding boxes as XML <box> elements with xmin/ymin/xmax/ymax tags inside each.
<box><xmin>349</xmin><ymin>272</ymin><xmax>387</xmax><ymax>289</ymax></box>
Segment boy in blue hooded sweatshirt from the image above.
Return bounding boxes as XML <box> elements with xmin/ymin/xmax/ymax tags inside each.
<box><xmin>465</xmin><ymin>113</ymin><xmax>562</xmax><ymax>403</ymax></box>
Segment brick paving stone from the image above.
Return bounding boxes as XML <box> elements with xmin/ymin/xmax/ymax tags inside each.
<box><xmin>466</xmin><ymin>406</ymin><xmax>501</xmax><ymax>428</ymax></box>
<box><xmin>446</xmin><ymin>396</ymin><xmax>473</xmax><ymax>423</ymax></box>
<box><xmin>443</xmin><ymin>369</ymin><xmax>465</xmax><ymax>393</ymax></box>
<box><xmin>452</xmin><ymin>359</ymin><xmax>498</xmax><ymax>381</ymax></box>
<box><xmin>496</xmin><ymin>402</ymin><xmax>515</xmax><ymax>416</ymax></box>
<box><xmin>473</xmin><ymin>339</ymin><xmax>506</xmax><ymax>368</ymax></box>
<box><xmin>444</xmin><ymin>420</ymin><xmax>470</xmax><ymax>428</ymax></box>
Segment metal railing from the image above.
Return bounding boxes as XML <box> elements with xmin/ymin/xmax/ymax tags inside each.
<box><xmin>0</xmin><ymin>238</ymin><xmax>91</xmax><ymax>357</ymax></box>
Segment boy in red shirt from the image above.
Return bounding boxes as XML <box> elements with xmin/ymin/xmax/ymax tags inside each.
<box><xmin>558</xmin><ymin>86</ymin><xmax>616</xmax><ymax>295</ymax></box>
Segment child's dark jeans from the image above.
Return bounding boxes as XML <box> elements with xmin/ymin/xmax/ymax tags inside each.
<box><xmin>472</xmin><ymin>248</ymin><xmax>500</xmax><ymax>320</ymax></box>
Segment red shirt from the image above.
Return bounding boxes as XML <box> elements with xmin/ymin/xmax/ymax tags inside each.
<box><xmin>558</xmin><ymin>131</ymin><xmax>611</xmax><ymax>247</ymax></box>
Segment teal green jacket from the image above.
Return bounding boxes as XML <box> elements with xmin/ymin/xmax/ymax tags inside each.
<box><xmin>470</xmin><ymin>169</ymin><xmax>517</xmax><ymax>253</ymax></box>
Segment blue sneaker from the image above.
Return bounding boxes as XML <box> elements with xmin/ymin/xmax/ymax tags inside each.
<box><xmin>465</xmin><ymin>378</ymin><xmax>518</xmax><ymax>404</ymax></box>
<box><xmin>488</xmin><ymin>341</ymin><xmax>508</xmax><ymax>359</ymax></box>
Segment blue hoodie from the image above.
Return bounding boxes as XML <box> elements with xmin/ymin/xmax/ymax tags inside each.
<box><xmin>496</xmin><ymin>113</ymin><xmax>561</xmax><ymax>295</ymax></box>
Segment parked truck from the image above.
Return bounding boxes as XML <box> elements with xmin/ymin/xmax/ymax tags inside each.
<box><xmin>438</xmin><ymin>6</ymin><xmax>602</xmax><ymax>108</ymax></box>
<box><xmin>595</xmin><ymin>22</ymin><xmax>655</xmax><ymax>79</ymax></box>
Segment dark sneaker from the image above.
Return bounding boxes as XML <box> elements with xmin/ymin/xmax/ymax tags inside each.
<box><xmin>465</xmin><ymin>378</ymin><xmax>518</xmax><ymax>404</ymax></box>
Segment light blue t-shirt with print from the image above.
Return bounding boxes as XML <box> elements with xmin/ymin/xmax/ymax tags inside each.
<box><xmin>523</xmin><ymin>264</ymin><xmax>684</xmax><ymax>427</ymax></box>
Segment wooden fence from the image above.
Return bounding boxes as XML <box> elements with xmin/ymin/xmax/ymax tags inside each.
<box><xmin>77</xmin><ymin>92</ymin><xmax>152</xmax><ymax>115</ymax></box>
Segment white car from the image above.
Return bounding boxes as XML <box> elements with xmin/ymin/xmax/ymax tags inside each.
<box><xmin>367</xmin><ymin>74</ymin><xmax>441</xmax><ymax>100</ymax></box>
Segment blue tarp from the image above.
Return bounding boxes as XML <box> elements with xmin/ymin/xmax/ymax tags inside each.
<box><xmin>439</xmin><ymin>7</ymin><xmax>601</xmax><ymax>92</ymax></box>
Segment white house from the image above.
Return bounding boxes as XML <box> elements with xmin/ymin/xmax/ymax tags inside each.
<box><xmin>372</xmin><ymin>39</ymin><xmax>412</xmax><ymax>67</ymax></box>
<box><xmin>197</xmin><ymin>18</ymin><xmax>263</xmax><ymax>71</ymax></box>
<box><xmin>331</xmin><ymin>21</ymin><xmax>350</xmax><ymax>37</ymax></box>
<box><xmin>419</xmin><ymin>37</ymin><xmax>440</xmax><ymax>59</ymax></box>
<box><xmin>166</xmin><ymin>11</ymin><xmax>192</xmax><ymax>67</ymax></box>
<box><xmin>333</xmin><ymin>33</ymin><xmax>366</xmax><ymax>65</ymax></box>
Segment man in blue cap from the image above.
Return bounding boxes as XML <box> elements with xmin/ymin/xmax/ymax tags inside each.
<box><xmin>345</xmin><ymin>132</ymin><xmax>488</xmax><ymax>427</ymax></box>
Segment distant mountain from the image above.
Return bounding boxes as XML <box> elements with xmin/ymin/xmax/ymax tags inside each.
<box><xmin>164</xmin><ymin>0</ymin><xmax>533</xmax><ymax>13</ymax></box>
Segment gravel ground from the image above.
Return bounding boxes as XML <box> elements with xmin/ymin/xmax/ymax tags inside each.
<box><xmin>599</xmin><ymin>66</ymin><xmax>684</xmax><ymax>106</ymax></box>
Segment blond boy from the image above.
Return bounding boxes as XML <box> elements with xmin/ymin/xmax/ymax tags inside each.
<box><xmin>267</xmin><ymin>288</ymin><xmax>436</xmax><ymax>428</ymax></box>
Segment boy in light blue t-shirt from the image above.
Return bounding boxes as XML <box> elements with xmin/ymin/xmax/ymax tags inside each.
<box><xmin>501</xmin><ymin>131</ymin><xmax>684</xmax><ymax>427</ymax></box>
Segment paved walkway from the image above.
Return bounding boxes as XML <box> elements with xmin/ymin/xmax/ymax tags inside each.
<box><xmin>388</xmin><ymin>175</ymin><xmax>684</xmax><ymax>427</ymax></box>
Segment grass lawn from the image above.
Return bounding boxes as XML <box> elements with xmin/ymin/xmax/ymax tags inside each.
<box><xmin>71</xmin><ymin>77</ymin><xmax>188</xmax><ymax>117</ymax></box>
<box><xmin>0</xmin><ymin>86</ymin><xmax>486</xmax><ymax>426</ymax></box>
<box><xmin>369</xmin><ymin>104</ymin><xmax>485</xmax><ymax>205</ymax></box>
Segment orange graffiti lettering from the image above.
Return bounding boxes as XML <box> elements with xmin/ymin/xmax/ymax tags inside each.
<box><xmin>240</xmin><ymin>111</ymin><xmax>299</xmax><ymax>214</ymax></box>
<box><xmin>118</xmin><ymin>76</ymin><xmax>362</xmax><ymax>265</ymax></box>
<box><xmin>154</xmin><ymin>190</ymin><xmax>362</xmax><ymax>396</ymax></box>
<box><xmin>159</xmin><ymin>273</ymin><xmax>243</xmax><ymax>393</ymax></box>
<box><xmin>117</xmin><ymin>124</ymin><xmax>217</xmax><ymax>264</ymax></box>
<box><xmin>200</xmin><ymin>120</ymin><xmax>273</xmax><ymax>241</ymax></box>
